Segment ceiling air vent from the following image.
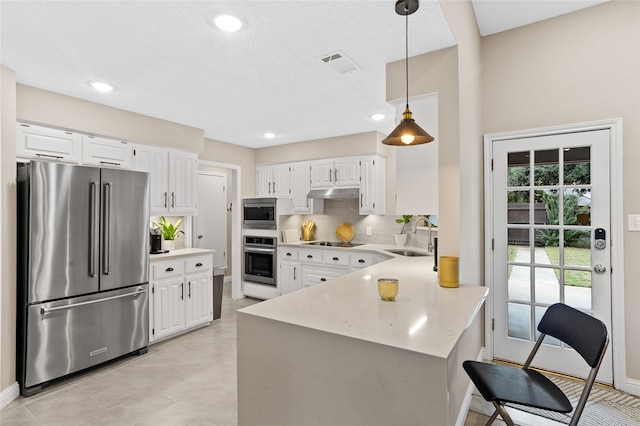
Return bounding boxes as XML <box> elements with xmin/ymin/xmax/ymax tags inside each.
<box><xmin>320</xmin><ymin>50</ymin><xmax>360</xmax><ymax>74</ymax></box>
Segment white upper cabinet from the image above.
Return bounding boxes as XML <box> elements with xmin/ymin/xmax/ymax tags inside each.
<box><xmin>133</xmin><ymin>147</ymin><xmax>198</xmax><ymax>215</ymax></box>
<box><xmin>133</xmin><ymin>145</ymin><xmax>169</xmax><ymax>214</ymax></box>
<box><xmin>82</xmin><ymin>135</ymin><xmax>134</xmax><ymax>169</ymax></box>
<box><xmin>256</xmin><ymin>164</ymin><xmax>290</xmax><ymax>197</ymax></box>
<box><xmin>16</xmin><ymin>123</ymin><xmax>82</xmax><ymax>163</ymax></box>
<box><xmin>310</xmin><ymin>157</ymin><xmax>359</xmax><ymax>188</ymax></box>
<box><xmin>168</xmin><ymin>151</ymin><xmax>198</xmax><ymax>215</ymax></box>
<box><xmin>359</xmin><ymin>155</ymin><xmax>385</xmax><ymax>215</ymax></box>
<box><xmin>290</xmin><ymin>161</ymin><xmax>323</xmax><ymax>214</ymax></box>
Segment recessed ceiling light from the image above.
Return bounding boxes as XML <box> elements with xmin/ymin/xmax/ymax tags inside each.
<box><xmin>369</xmin><ymin>113</ymin><xmax>385</xmax><ymax>121</ymax></box>
<box><xmin>88</xmin><ymin>81</ymin><xmax>115</xmax><ymax>93</ymax></box>
<box><xmin>263</xmin><ymin>132</ymin><xmax>276</xmax><ymax>139</ymax></box>
<box><xmin>213</xmin><ymin>13</ymin><xmax>244</xmax><ymax>32</ymax></box>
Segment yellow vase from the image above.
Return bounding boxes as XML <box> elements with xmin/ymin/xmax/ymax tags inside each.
<box><xmin>378</xmin><ymin>278</ymin><xmax>399</xmax><ymax>301</ymax></box>
<box><xmin>439</xmin><ymin>256</ymin><xmax>459</xmax><ymax>288</ymax></box>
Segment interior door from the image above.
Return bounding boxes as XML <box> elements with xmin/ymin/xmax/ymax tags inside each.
<box><xmin>490</xmin><ymin>129</ymin><xmax>613</xmax><ymax>383</ymax></box>
<box><xmin>194</xmin><ymin>172</ymin><xmax>227</xmax><ymax>273</ymax></box>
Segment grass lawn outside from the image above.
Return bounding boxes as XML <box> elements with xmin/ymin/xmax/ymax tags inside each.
<box><xmin>545</xmin><ymin>246</ymin><xmax>592</xmax><ymax>287</ymax></box>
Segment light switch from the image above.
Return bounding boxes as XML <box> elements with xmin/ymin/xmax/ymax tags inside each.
<box><xmin>366</xmin><ymin>226</ymin><xmax>372</xmax><ymax>236</ymax></box>
<box><xmin>629</xmin><ymin>214</ymin><xmax>640</xmax><ymax>231</ymax></box>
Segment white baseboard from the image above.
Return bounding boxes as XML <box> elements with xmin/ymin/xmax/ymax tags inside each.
<box><xmin>455</xmin><ymin>347</ymin><xmax>486</xmax><ymax>426</ymax></box>
<box><xmin>626</xmin><ymin>378</ymin><xmax>640</xmax><ymax>396</ymax></box>
<box><xmin>0</xmin><ymin>382</ymin><xmax>20</xmax><ymax>410</ymax></box>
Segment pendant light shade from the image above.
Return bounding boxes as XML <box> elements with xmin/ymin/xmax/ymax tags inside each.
<box><xmin>382</xmin><ymin>0</ymin><xmax>435</xmax><ymax>146</ymax></box>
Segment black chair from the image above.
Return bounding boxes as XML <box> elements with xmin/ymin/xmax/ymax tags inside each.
<box><xmin>463</xmin><ymin>303</ymin><xmax>609</xmax><ymax>426</ymax></box>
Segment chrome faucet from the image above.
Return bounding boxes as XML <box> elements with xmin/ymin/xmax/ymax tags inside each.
<box><xmin>411</xmin><ymin>216</ymin><xmax>434</xmax><ymax>253</ymax></box>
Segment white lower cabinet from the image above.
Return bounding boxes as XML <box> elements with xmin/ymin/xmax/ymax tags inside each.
<box><xmin>150</xmin><ymin>253</ymin><xmax>213</xmax><ymax>343</ymax></box>
<box><xmin>278</xmin><ymin>247</ymin><xmax>383</xmax><ymax>294</ymax></box>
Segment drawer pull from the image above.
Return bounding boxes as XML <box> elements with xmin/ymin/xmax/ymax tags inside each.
<box><xmin>286</xmin><ymin>252</ymin><xmax>292</xmax><ymax>256</ymax></box>
<box><xmin>332</xmin><ymin>257</ymin><xmax>339</xmax><ymax>261</ymax></box>
<box><xmin>307</xmin><ymin>254</ymin><xmax>313</xmax><ymax>259</ymax></box>
<box><xmin>358</xmin><ymin>259</ymin><xmax>365</xmax><ymax>263</ymax></box>
<box><xmin>166</xmin><ymin>267</ymin><xmax>174</xmax><ymax>272</ymax></box>
<box><xmin>195</xmin><ymin>262</ymin><xmax>203</xmax><ymax>267</ymax></box>
<box><xmin>320</xmin><ymin>278</ymin><xmax>327</xmax><ymax>282</ymax></box>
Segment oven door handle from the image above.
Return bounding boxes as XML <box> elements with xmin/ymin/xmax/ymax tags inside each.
<box><xmin>244</xmin><ymin>247</ymin><xmax>276</xmax><ymax>253</ymax></box>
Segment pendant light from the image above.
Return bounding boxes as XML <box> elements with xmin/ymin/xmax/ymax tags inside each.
<box><xmin>382</xmin><ymin>0</ymin><xmax>435</xmax><ymax>146</ymax></box>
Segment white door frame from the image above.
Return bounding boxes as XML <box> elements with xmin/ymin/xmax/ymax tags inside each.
<box><xmin>198</xmin><ymin>159</ymin><xmax>244</xmax><ymax>300</ymax></box>
<box><xmin>483</xmin><ymin>118</ymin><xmax>625</xmax><ymax>390</ymax></box>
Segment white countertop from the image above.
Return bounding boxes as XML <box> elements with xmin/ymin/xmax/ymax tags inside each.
<box><xmin>239</xmin><ymin>253</ymin><xmax>488</xmax><ymax>359</ymax></box>
<box><xmin>149</xmin><ymin>247</ymin><xmax>214</xmax><ymax>261</ymax></box>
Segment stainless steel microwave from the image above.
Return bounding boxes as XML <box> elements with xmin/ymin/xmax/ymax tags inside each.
<box><xmin>243</xmin><ymin>198</ymin><xmax>277</xmax><ymax>229</ymax></box>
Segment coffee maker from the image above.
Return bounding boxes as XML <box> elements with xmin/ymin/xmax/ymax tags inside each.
<box><xmin>150</xmin><ymin>227</ymin><xmax>166</xmax><ymax>254</ymax></box>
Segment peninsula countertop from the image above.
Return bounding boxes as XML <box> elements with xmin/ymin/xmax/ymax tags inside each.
<box><xmin>238</xmin><ymin>252</ymin><xmax>488</xmax><ymax>359</ymax></box>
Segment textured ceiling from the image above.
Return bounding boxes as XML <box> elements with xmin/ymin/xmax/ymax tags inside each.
<box><xmin>0</xmin><ymin>1</ymin><xmax>607</xmax><ymax>149</ymax></box>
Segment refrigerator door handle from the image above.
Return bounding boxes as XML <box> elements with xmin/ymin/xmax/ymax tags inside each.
<box><xmin>103</xmin><ymin>182</ymin><xmax>112</xmax><ymax>275</ymax></box>
<box><xmin>40</xmin><ymin>287</ymin><xmax>146</xmax><ymax>315</ymax></box>
<box><xmin>89</xmin><ymin>182</ymin><xmax>99</xmax><ymax>277</ymax></box>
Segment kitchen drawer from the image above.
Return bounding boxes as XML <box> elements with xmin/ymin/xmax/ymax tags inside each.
<box><xmin>299</xmin><ymin>249</ymin><xmax>322</xmax><ymax>264</ymax></box>
<box><xmin>301</xmin><ymin>266</ymin><xmax>347</xmax><ymax>287</ymax></box>
<box><xmin>152</xmin><ymin>260</ymin><xmax>185</xmax><ymax>280</ymax></box>
<box><xmin>349</xmin><ymin>252</ymin><xmax>376</xmax><ymax>268</ymax></box>
<box><xmin>322</xmin><ymin>250</ymin><xmax>349</xmax><ymax>267</ymax></box>
<box><xmin>279</xmin><ymin>248</ymin><xmax>299</xmax><ymax>261</ymax></box>
<box><xmin>185</xmin><ymin>255</ymin><xmax>213</xmax><ymax>274</ymax></box>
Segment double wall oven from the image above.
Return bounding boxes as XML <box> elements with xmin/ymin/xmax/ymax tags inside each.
<box><xmin>242</xmin><ymin>198</ymin><xmax>279</xmax><ymax>298</ymax></box>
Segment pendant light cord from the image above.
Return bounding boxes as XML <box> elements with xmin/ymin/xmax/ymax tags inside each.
<box><xmin>405</xmin><ymin>11</ymin><xmax>409</xmax><ymax>109</ymax></box>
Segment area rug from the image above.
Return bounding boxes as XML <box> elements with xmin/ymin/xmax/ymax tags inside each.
<box><xmin>508</xmin><ymin>375</ymin><xmax>640</xmax><ymax>425</ymax></box>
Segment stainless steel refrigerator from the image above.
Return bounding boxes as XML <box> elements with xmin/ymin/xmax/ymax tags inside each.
<box><xmin>17</xmin><ymin>161</ymin><xmax>150</xmax><ymax>396</ymax></box>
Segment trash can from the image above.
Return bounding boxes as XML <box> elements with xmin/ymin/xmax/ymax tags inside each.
<box><xmin>213</xmin><ymin>269</ymin><xmax>224</xmax><ymax>320</ymax></box>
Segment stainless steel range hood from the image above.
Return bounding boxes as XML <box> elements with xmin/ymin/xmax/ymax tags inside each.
<box><xmin>306</xmin><ymin>188</ymin><xmax>359</xmax><ymax>199</ymax></box>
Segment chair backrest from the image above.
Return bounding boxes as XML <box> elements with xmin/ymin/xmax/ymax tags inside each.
<box><xmin>537</xmin><ymin>303</ymin><xmax>608</xmax><ymax>368</ymax></box>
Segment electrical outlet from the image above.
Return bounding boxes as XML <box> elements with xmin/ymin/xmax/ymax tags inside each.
<box><xmin>366</xmin><ymin>226</ymin><xmax>372</xmax><ymax>236</ymax></box>
<box><xmin>629</xmin><ymin>214</ymin><xmax>640</xmax><ymax>231</ymax></box>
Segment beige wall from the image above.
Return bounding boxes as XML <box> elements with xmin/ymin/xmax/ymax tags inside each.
<box><xmin>16</xmin><ymin>85</ymin><xmax>204</xmax><ymax>152</ymax></box>
<box><xmin>200</xmin><ymin>138</ymin><xmax>256</xmax><ymax>198</ymax></box>
<box><xmin>481</xmin><ymin>0</ymin><xmax>640</xmax><ymax>381</ymax></box>
<box><xmin>1</xmin><ymin>66</ymin><xmax>17</xmax><ymax>394</ymax></box>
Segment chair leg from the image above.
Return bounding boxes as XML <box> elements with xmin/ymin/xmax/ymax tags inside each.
<box><xmin>490</xmin><ymin>401</ymin><xmax>516</xmax><ymax>426</ymax></box>
<box><xmin>484</xmin><ymin>408</ymin><xmax>500</xmax><ymax>426</ymax></box>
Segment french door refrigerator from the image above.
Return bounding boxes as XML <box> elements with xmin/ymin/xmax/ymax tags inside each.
<box><xmin>17</xmin><ymin>160</ymin><xmax>150</xmax><ymax>396</ymax></box>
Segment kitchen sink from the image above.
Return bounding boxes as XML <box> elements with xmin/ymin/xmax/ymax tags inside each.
<box><xmin>385</xmin><ymin>249</ymin><xmax>429</xmax><ymax>257</ymax></box>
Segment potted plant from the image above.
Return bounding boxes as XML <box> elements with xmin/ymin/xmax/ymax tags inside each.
<box><xmin>153</xmin><ymin>216</ymin><xmax>184</xmax><ymax>251</ymax></box>
<box><xmin>394</xmin><ymin>214</ymin><xmax>413</xmax><ymax>247</ymax></box>
<box><xmin>576</xmin><ymin>205</ymin><xmax>590</xmax><ymax>225</ymax></box>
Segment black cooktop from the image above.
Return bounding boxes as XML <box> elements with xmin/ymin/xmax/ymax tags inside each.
<box><xmin>306</xmin><ymin>241</ymin><xmax>364</xmax><ymax>248</ymax></box>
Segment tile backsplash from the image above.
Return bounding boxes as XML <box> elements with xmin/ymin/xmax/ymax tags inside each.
<box><xmin>279</xmin><ymin>199</ymin><xmax>435</xmax><ymax>250</ymax></box>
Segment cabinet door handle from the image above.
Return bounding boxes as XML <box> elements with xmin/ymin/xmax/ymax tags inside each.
<box><xmin>332</xmin><ymin>257</ymin><xmax>339</xmax><ymax>261</ymax></box>
<box><xmin>358</xmin><ymin>259</ymin><xmax>365</xmax><ymax>263</ymax></box>
<box><xmin>273</xmin><ymin>181</ymin><xmax>276</xmax><ymax>193</ymax></box>
<box><xmin>164</xmin><ymin>192</ymin><xmax>168</xmax><ymax>208</ymax></box>
<box><xmin>360</xmin><ymin>193</ymin><xmax>363</xmax><ymax>207</ymax></box>
<box><xmin>181</xmin><ymin>283</ymin><xmax>184</xmax><ymax>300</ymax></box>
<box><xmin>335</xmin><ymin>168</ymin><xmax>338</xmax><ymax>182</ymax></box>
<box><xmin>269</xmin><ymin>182</ymin><xmax>272</xmax><ymax>193</ymax></box>
<box><xmin>329</xmin><ymin>169</ymin><xmax>333</xmax><ymax>182</ymax></box>
<box><xmin>307</xmin><ymin>254</ymin><xmax>313</xmax><ymax>259</ymax></box>
<box><xmin>188</xmin><ymin>281</ymin><xmax>191</xmax><ymax>298</ymax></box>
<box><xmin>166</xmin><ymin>267</ymin><xmax>174</xmax><ymax>272</ymax></box>
<box><xmin>171</xmin><ymin>192</ymin><xmax>175</xmax><ymax>208</ymax></box>
<box><xmin>320</xmin><ymin>278</ymin><xmax>327</xmax><ymax>282</ymax></box>
<box><xmin>293</xmin><ymin>267</ymin><xmax>296</xmax><ymax>281</ymax></box>
<box><xmin>195</xmin><ymin>262</ymin><xmax>203</xmax><ymax>267</ymax></box>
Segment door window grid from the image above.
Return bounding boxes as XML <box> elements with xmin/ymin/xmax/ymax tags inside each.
<box><xmin>506</xmin><ymin>146</ymin><xmax>592</xmax><ymax>346</ymax></box>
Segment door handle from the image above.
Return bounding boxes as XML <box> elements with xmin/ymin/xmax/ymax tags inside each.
<box><xmin>40</xmin><ymin>287</ymin><xmax>146</xmax><ymax>315</ymax></box>
<box><xmin>89</xmin><ymin>182</ymin><xmax>99</xmax><ymax>277</ymax></box>
<box><xmin>103</xmin><ymin>182</ymin><xmax>112</xmax><ymax>275</ymax></box>
<box><xmin>594</xmin><ymin>264</ymin><xmax>607</xmax><ymax>274</ymax></box>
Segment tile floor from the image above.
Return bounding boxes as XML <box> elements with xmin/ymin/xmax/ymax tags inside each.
<box><xmin>2</xmin><ymin>284</ymin><xmax>492</xmax><ymax>425</ymax></box>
